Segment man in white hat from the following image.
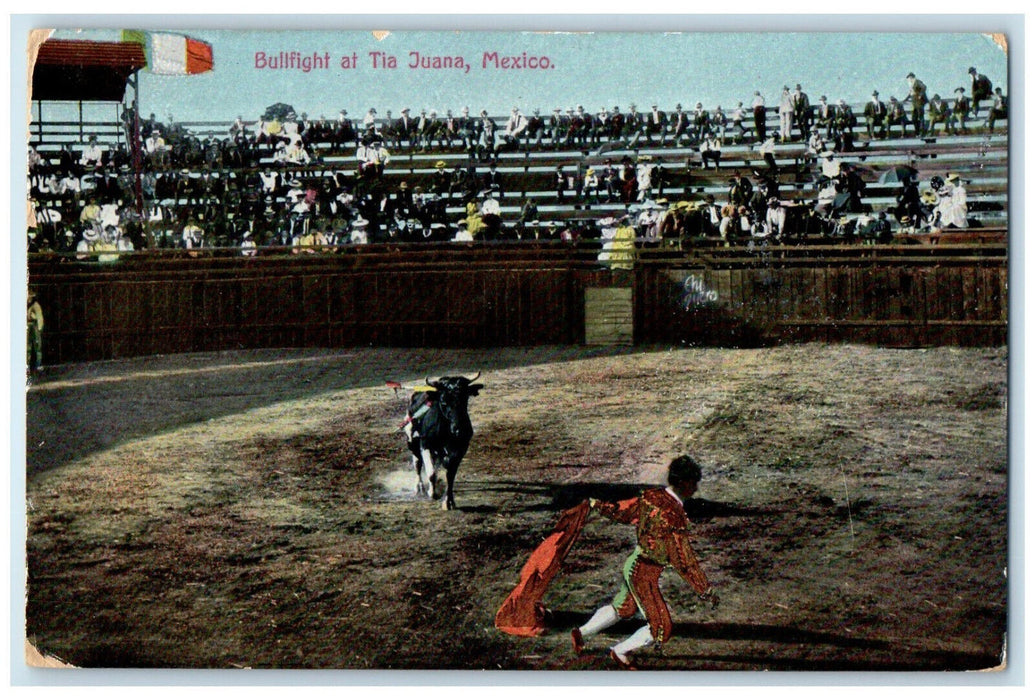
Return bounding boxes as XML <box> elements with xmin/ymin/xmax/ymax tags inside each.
<box><xmin>349</xmin><ymin>217</ymin><xmax>370</xmax><ymax>245</ymax></box>
<box><xmin>76</xmin><ymin>226</ymin><xmax>100</xmax><ymax>260</ymax></box>
<box><xmin>145</xmin><ymin>129</ymin><xmax>169</xmax><ymax>168</ymax></box>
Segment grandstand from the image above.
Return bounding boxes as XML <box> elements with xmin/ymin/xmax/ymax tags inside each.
<box><xmin>26</xmin><ymin>38</ymin><xmax>1009</xmax><ymax>359</ymax></box>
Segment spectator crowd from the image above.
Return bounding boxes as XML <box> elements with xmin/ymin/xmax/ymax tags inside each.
<box><xmin>27</xmin><ymin>66</ymin><xmax>1005</xmax><ymax>258</ymax></box>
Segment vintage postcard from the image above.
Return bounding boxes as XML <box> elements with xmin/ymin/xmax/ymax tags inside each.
<box><xmin>20</xmin><ymin>21</ymin><xmax>1011</xmax><ymax>678</ymax></box>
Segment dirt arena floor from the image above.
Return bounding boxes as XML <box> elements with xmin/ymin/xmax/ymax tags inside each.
<box><xmin>24</xmin><ymin>344</ymin><xmax>1009</xmax><ymax>673</ymax></box>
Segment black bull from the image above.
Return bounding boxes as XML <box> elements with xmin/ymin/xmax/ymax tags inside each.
<box><xmin>404</xmin><ymin>374</ymin><xmax>483</xmax><ymax>510</ymax></box>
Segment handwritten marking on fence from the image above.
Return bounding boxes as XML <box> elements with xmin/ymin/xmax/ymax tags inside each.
<box><xmin>681</xmin><ymin>273</ymin><xmax>719</xmax><ymax>310</ymax></box>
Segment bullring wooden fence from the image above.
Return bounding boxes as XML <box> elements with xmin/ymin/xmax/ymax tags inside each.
<box><xmin>27</xmin><ymin>240</ymin><xmax>1007</xmax><ymax>365</ymax></box>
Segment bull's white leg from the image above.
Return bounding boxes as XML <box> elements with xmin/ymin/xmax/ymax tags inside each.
<box><xmin>412</xmin><ymin>455</ymin><xmax>425</xmax><ymax>495</ymax></box>
<box><xmin>421</xmin><ymin>448</ymin><xmax>435</xmax><ymax>496</ymax></box>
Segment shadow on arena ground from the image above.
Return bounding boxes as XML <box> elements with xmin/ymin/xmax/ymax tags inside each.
<box><xmin>25</xmin><ymin>345</ymin><xmax>645</xmax><ymax>477</ymax></box>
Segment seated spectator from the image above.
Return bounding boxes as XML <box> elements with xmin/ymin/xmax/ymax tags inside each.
<box><xmin>819</xmin><ymin>150</ymin><xmax>842</xmax><ymax>180</ymax></box>
<box><xmin>453</xmin><ymin>219</ymin><xmax>473</xmax><ymax>242</ymax></box>
<box><xmin>934</xmin><ymin>172</ymin><xmax>968</xmax><ymax>229</ymax></box>
<box><xmin>503</xmin><ymin>107</ymin><xmax>528</xmax><ymax>150</ymax></box>
<box><xmin>764</xmin><ymin>197</ymin><xmax>787</xmax><ymax>239</ymax></box>
<box><xmin>349</xmin><ymin>217</ymin><xmax>370</xmax><ymax>244</ymax></box>
<box><xmin>79</xmin><ymin>135</ymin><xmax>105</xmax><ymax>168</ymax></box>
<box><xmin>926</xmin><ymin>94</ymin><xmax>949</xmax><ymax>136</ymax></box>
<box><xmin>805</xmin><ymin>127</ymin><xmax>827</xmax><ymax>163</ymax></box>
<box><xmin>182</xmin><ymin>217</ymin><xmax>205</xmax><ymax>253</ymax></box>
<box><xmin>863</xmin><ymin>91</ymin><xmax>887</xmax><ymax>140</ymax></box>
<box><xmin>986</xmin><ymin>88</ymin><xmax>1007</xmax><ymax>132</ymax></box>
<box><xmin>582</xmin><ymin>168</ymin><xmax>601</xmax><ymax>206</ymax></box>
<box><xmin>145</xmin><ymin>129</ymin><xmax>170</xmax><ymax>169</ymax></box>
<box><xmin>645</xmin><ymin>104</ymin><xmax>667</xmax><ymax>146</ymax></box>
<box><xmin>757</xmin><ymin>131</ymin><xmax>779</xmax><ymax>173</ymax></box>
<box><xmin>699</xmin><ymin>131</ymin><xmax>722</xmax><ymax>171</ymax></box>
<box><xmin>233</xmin><ymin>226</ymin><xmax>256</xmax><ymax>255</ymax></box>
<box><xmin>635</xmin><ymin>156</ymin><xmax>655</xmax><ymax>202</ymax></box>
<box><xmin>947</xmin><ymin>88</ymin><xmax>971</xmax><ymax>135</ymax></box>
<box><xmin>711</xmin><ymin>106</ymin><xmax>728</xmax><ymax>144</ymax></box>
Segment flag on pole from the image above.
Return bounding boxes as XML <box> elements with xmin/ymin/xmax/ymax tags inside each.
<box><xmin>122</xmin><ymin>30</ymin><xmax>213</xmax><ymax>75</ymax></box>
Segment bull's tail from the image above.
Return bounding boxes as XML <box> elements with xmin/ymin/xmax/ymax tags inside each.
<box><xmin>494</xmin><ymin>500</ymin><xmax>592</xmax><ymax>637</ymax></box>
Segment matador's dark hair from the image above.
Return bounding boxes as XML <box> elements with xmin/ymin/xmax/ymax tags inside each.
<box><xmin>668</xmin><ymin>455</ymin><xmax>703</xmax><ymax>485</ymax></box>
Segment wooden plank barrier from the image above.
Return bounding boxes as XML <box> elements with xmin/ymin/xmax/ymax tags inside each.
<box><xmin>27</xmin><ymin>242</ymin><xmax>1007</xmax><ymax>365</ymax></box>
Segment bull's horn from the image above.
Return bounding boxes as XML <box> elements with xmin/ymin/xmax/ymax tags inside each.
<box><xmin>467</xmin><ymin>371</ymin><xmax>481</xmax><ymax>382</ymax></box>
<box><xmin>426</xmin><ymin>375</ymin><xmax>435</xmax><ymax>386</ymax></box>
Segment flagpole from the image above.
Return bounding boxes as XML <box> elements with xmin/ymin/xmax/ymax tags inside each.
<box><xmin>129</xmin><ymin>69</ymin><xmax>151</xmax><ymax>249</ymax></box>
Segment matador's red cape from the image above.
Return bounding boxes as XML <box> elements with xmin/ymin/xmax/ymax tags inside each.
<box><xmin>494</xmin><ymin>500</ymin><xmax>591</xmax><ymax>636</ymax></box>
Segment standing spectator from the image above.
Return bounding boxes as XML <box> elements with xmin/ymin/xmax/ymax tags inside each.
<box><xmin>986</xmin><ymin>87</ymin><xmax>1008</xmax><ymax>132</ymax></box>
<box><xmin>751</xmin><ymin>91</ymin><xmax>767</xmax><ymax>144</ymax></box>
<box><xmin>947</xmin><ymin>88</ymin><xmax>971</xmax><ymax>135</ymax></box>
<box><xmin>968</xmin><ymin>67</ymin><xmax>994</xmax><ymax>117</ymax></box>
<box><xmin>777</xmin><ymin>86</ymin><xmax>794</xmax><ymax>142</ymax></box>
<box><xmin>864</xmin><ymin>91</ymin><xmax>888</xmax><ymax>139</ymax></box>
<box><xmin>699</xmin><ymin>131</ymin><xmax>722</xmax><ymax>171</ymax></box>
<box><xmin>792</xmin><ymin>84</ymin><xmax>812</xmax><ymax>141</ymax></box>
<box><xmin>27</xmin><ymin>290</ymin><xmax>44</xmax><ymax>374</ymax></box>
<box><xmin>904</xmin><ymin>72</ymin><xmax>929</xmax><ymax>137</ymax></box>
<box><xmin>925</xmin><ymin>94</ymin><xmax>949</xmax><ymax>136</ymax></box>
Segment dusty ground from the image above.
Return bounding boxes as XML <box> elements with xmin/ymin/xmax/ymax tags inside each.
<box><xmin>24</xmin><ymin>344</ymin><xmax>1008</xmax><ymax>673</ymax></box>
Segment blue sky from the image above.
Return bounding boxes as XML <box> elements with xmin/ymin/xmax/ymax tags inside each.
<box><xmin>43</xmin><ymin>27</ymin><xmax>1009</xmax><ymax>125</ymax></box>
